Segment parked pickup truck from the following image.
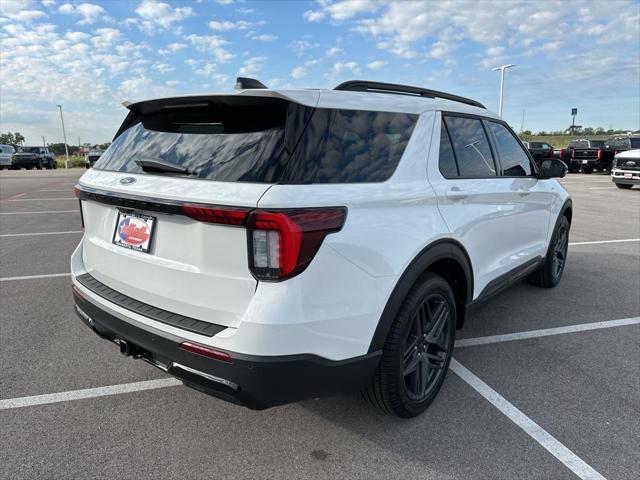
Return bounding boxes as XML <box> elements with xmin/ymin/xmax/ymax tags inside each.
<box><xmin>611</xmin><ymin>149</ymin><xmax>640</xmax><ymax>189</ymax></box>
<box><xmin>522</xmin><ymin>141</ymin><xmax>553</xmax><ymax>166</ymax></box>
<box><xmin>605</xmin><ymin>135</ymin><xmax>640</xmax><ymax>156</ymax></box>
<box><xmin>85</xmin><ymin>150</ymin><xmax>104</xmax><ymax>168</ymax></box>
<box><xmin>0</xmin><ymin>144</ymin><xmax>15</xmax><ymax>169</ymax></box>
<box><xmin>564</xmin><ymin>139</ymin><xmax>609</xmax><ymax>174</ymax></box>
<box><xmin>11</xmin><ymin>146</ymin><xmax>56</xmax><ymax>170</ymax></box>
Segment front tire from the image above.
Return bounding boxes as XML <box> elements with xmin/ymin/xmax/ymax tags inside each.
<box><xmin>615</xmin><ymin>183</ymin><xmax>633</xmax><ymax>189</ymax></box>
<box><xmin>363</xmin><ymin>273</ymin><xmax>456</xmax><ymax>418</ymax></box>
<box><xmin>528</xmin><ymin>215</ymin><xmax>570</xmax><ymax>288</ymax></box>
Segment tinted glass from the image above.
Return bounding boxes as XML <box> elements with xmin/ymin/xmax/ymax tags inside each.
<box><xmin>488</xmin><ymin>122</ymin><xmax>532</xmax><ymax>176</ymax></box>
<box><xmin>438</xmin><ymin>119</ymin><xmax>458</xmax><ymax>178</ymax></box>
<box><xmin>573</xmin><ymin>140</ymin><xmax>588</xmax><ymax>148</ymax></box>
<box><xmin>444</xmin><ymin>116</ymin><xmax>496</xmax><ymax>177</ymax></box>
<box><xmin>284</xmin><ymin>109</ymin><xmax>417</xmax><ymax>183</ymax></box>
<box><xmin>589</xmin><ymin>140</ymin><xmax>605</xmax><ymax>148</ymax></box>
<box><xmin>630</xmin><ymin>138</ymin><xmax>640</xmax><ymax>148</ymax></box>
<box><xmin>529</xmin><ymin>142</ymin><xmax>543</xmax><ymax>148</ymax></box>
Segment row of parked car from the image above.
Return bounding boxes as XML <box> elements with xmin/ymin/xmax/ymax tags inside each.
<box><xmin>523</xmin><ymin>135</ymin><xmax>640</xmax><ymax>174</ymax></box>
<box><xmin>0</xmin><ymin>144</ymin><xmax>104</xmax><ymax>170</ymax></box>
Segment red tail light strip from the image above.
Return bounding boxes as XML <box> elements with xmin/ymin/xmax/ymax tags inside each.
<box><xmin>179</xmin><ymin>341</ymin><xmax>232</xmax><ymax>363</ymax></box>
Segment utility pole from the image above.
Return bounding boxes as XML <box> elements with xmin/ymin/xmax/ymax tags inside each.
<box><xmin>492</xmin><ymin>64</ymin><xmax>515</xmax><ymax>116</ymax></box>
<box><xmin>520</xmin><ymin>109</ymin><xmax>525</xmax><ymax>133</ymax></box>
<box><xmin>78</xmin><ymin>136</ymin><xmax>81</xmax><ymax>157</ymax></box>
<box><xmin>56</xmin><ymin>104</ymin><xmax>70</xmax><ymax>167</ymax></box>
<box><xmin>42</xmin><ymin>136</ymin><xmax>46</xmax><ymax>148</ymax></box>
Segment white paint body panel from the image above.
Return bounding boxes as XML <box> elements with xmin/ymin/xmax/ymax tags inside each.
<box><xmin>73</xmin><ymin>93</ymin><xmax>569</xmax><ymax>361</ymax></box>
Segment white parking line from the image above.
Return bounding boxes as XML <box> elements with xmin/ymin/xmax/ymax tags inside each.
<box><xmin>0</xmin><ymin>378</ymin><xmax>183</xmax><ymax>410</ymax></box>
<box><xmin>450</xmin><ymin>359</ymin><xmax>606</xmax><ymax>480</ymax></box>
<box><xmin>0</xmin><ymin>272</ymin><xmax>71</xmax><ymax>282</ymax></box>
<box><xmin>40</xmin><ymin>189</ymin><xmax>73</xmax><ymax>192</ymax></box>
<box><xmin>0</xmin><ymin>230</ymin><xmax>82</xmax><ymax>238</ymax></box>
<box><xmin>456</xmin><ymin>317</ymin><xmax>640</xmax><ymax>348</ymax></box>
<box><xmin>569</xmin><ymin>238</ymin><xmax>639</xmax><ymax>246</ymax></box>
<box><xmin>8</xmin><ymin>197</ymin><xmax>76</xmax><ymax>201</ymax></box>
<box><xmin>0</xmin><ymin>210</ymin><xmax>78</xmax><ymax>215</ymax></box>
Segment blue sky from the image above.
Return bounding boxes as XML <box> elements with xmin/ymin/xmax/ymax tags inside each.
<box><xmin>1</xmin><ymin>0</ymin><xmax>639</xmax><ymax>145</ymax></box>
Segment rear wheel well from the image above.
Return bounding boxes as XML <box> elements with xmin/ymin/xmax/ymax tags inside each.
<box><xmin>563</xmin><ymin>206</ymin><xmax>572</xmax><ymax>225</ymax></box>
<box><xmin>423</xmin><ymin>258</ymin><xmax>468</xmax><ymax>329</ymax></box>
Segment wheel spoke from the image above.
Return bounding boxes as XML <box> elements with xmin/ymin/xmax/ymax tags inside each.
<box><xmin>426</xmin><ymin>301</ymin><xmax>448</xmax><ymax>346</ymax></box>
<box><xmin>418</xmin><ymin>356</ymin><xmax>429</xmax><ymax>394</ymax></box>
<box><xmin>403</xmin><ymin>350</ymin><xmax>420</xmax><ymax>376</ymax></box>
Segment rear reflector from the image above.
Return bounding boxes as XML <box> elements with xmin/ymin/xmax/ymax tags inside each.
<box><xmin>179</xmin><ymin>342</ymin><xmax>232</xmax><ymax>363</ymax></box>
<box><xmin>247</xmin><ymin>207</ymin><xmax>347</xmax><ymax>281</ymax></box>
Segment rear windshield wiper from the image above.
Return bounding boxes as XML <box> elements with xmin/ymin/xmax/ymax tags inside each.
<box><xmin>134</xmin><ymin>158</ymin><xmax>194</xmax><ymax>175</ymax></box>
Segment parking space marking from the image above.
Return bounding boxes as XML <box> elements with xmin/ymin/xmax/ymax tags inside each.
<box><xmin>0</xmin><ymin>272</ymin><xmax>71</xmax><ymax>282</ymax></box>
<box><xmin>40</xmin><ymin>189</ymin><xmax>73</xmax><ymax>192</ymax></box>
<box><xmin>450</xmin><ymin>359</ymin><xmax>606</xmax><ymax>480</ymax></box>
<box><xmin>0</xmin><ymin>378</ymin><xmax>183</xmax><ymax>410</ymax></box>
<box><xmin>0</xmin><ymin>230</ymin><xmax>82</xmax><ymax>237</ymax></box>
<box><xmin>569</xmin><ymin>238</ymin><xmax>639</xmax><ymax>246</ymax></box>
<box><xmin>8</xmin><ymin>197</ymin><xmax>76</xmax><ymax>201</ymax></box>
<box><xmin>456</xmin><ymin>317</ymin><xmax>640</xmax><ymax>348</ymax></box>
<box><xmin>0</xmin><ymin>210</ymin><xmax>78</xmax><ymax>215</ymax></box>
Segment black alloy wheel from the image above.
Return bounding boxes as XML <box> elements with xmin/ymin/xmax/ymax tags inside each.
<box><xmin>403</xmin><ymin>294</ymin><xmax>451</xmax><ymax>400</ymax></box>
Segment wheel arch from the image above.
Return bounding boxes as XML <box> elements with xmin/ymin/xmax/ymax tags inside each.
<box><xmin>367</xmin><ymin>239</ymin><xmax>473</xmax><ymax>353</ymax></box>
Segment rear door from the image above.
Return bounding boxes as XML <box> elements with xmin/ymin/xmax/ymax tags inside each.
<box><xmin>429</xmin><ymin>114</ymin><xmax>550</xmax><ymax>298</ymax></box>
<box><xmin>77</xmin><ymin>94</ymin><xmax>317</xmax><ymax>328</ymax></box>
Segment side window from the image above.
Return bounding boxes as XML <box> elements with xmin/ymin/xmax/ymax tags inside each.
<box><xmin>438</xmin><ymin>119</ymin><xmax>458</xmax><ymax>178</ymax></box>
<box><xmin>443</xmin><ymin>115</ymin><xmax>496</xmax><ymax>177</ymax></box>
<box><xmin>488</xmin><ymin>122</ymin><xmax>533</xmax><ymax>177</ymax></box>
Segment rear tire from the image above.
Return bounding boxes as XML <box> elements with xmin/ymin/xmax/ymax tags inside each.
<box><xmin>582</xmin><ymin>165</ymin><xmax>594</xmax><ymax>174</ymax></box>
<box><xmin>528</xmin><ymin>215</ymin><xmax>570</xmax><ymax>288</ymax></box>
<box><xmin>363</xmin><ymin>273</ymin><xmax>456</xmax><ymax>418</ymax></box>
<box><xmin>615</xmin><ymin>183</ymin><xmax>633</xmax><ymax>189</ymax></box>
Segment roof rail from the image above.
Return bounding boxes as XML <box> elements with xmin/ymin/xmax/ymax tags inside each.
<box><xmin>334</xmin><ymin>80</ymin><xmax>486</xmax><ymax>109</ymax></box>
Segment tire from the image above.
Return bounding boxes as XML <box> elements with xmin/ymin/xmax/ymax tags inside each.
<box><xmin>582</xmin><ymin>165</ymin><xmax>594</xmax><ymax>174</ymax></box>
<box><xmin>568</xmin><ymin>162</ymin><xmax>580</xmax><ymax>173</ymax></box>
<box><xmin>615</xmin><ymin>183</ymin><xmax>633</xmax><ymax>189</ymax></box>
<box><xmin>36</xmin><ymin>160</ymin><xmax>43</xmax><ymax>170</ymax></box>
<box><xmin>528</xmin><ymin>215</ymin><xmax>570</xmax><ymax>288</ymax></box>
<box><xmin>363</xmin><ymin>273</ymin><xmax>456</xmax><ymax>418</ymax></box>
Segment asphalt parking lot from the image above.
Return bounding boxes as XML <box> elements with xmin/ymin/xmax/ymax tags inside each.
<box><xmin>1</xmin><ymin>170</ymin><xmax>638</xmax><ymax>480</ymax></box>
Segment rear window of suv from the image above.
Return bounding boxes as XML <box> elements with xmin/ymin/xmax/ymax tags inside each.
<box><xmin>95</xmin><ymin>98</ymin><xmax>417</xmax><ymax>184</ymax></box>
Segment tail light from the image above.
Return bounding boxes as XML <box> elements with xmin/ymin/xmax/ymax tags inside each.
<box><xmin>73</xmin><ymin>185</ymin><xmax>84</xmax><ymax>229</ymax></box>
<box><xmin>571</xmin><ymin>149</ymin><xmax>575</xmax><ymax>160</ymax></box>
<box><xmin>597</xmin><ymin>148</ymin><xmax>603</xmax><ymax>160</ymax></box>
<box><xmin>558</xmin><ymin>149</ymin><xmax>565</xmax><ymax>160</ymax></box>
<box><xmin>181</xmin><ymin>205</ymin><xmax>249</xmax><ymax>225</ymax></box>
<box><xmin>549</xmin><ymin>148</ymin><xmax>554</xmax><ymax>158</ymax></box>
<box><xmin>247</xmin><ymin>208</ymin><xmax>347</xmax><ymax>281</ymax></box>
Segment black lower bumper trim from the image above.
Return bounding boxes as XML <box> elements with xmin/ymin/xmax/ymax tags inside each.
<box><xmin>73</xmin><ymin>285</ymin><xmax>381</xmax><ymax>409</ymax></box>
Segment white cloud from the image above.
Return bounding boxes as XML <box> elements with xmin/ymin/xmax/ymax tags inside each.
<box><xmin>366</xmin><ymin>60</ymin><xmax>385</xmax><ymax>70</ymax></box>
<box><xmin>0</xmin><ymin>1</ymin><xmax>46</xmax><ymax>22</ymax></box>
<box><xmin>236</xmin><ymin>8</ymin><xmax>255</xmax><ymax>14</ymax></box>
<box><xmin>91</xmin><ymin>28</ymin><xmax>121</xmax><ymax>49</ymax></box>
<box><xmin>332</xmin><ymin>61</ymin><xmax>360</xmax><ymax>74</ymax></box>
<box><xmin>303</xmin><ymin>10</ymin><xmax>325</xmax><ymax>22</ymax></box>
<box><xmin>58</xmin><ymin>3</ymin><xmax>105</xmax><ymax>25</ymax></box>
<box><xmin>325</xmin><ymin>47</ymin><xmax>343</xmax><ymax>57</ymax></box>
<box><xmin>152</xmin><ymin>62</ymin><xmax>174</xmax><ymax>74</ymax></box>
<box><xmin>238</xmin><ymin>56</ymin><xmax>267</xmax><ymax>76</ymax></box>
<box><xmin>208</xmin><ymin>20</ymin><xmax>250</xmax><ymax>31</ymax></box>
<box><xmin>186</xmin><ymin>34</ymin><xmax>233</xmax><ymax>62</ymax></box>
<box><xmin>290</xmin><ymin>66</ymin><xmax>306</xmax><ymax>79</ymax></box>
<box><xmin>158</xmin><ymin>42</ymin><xmax>187</xmax><ymax>55</ymax></box>
<box><xmin>250</xmin><ymin>33</ymin><xmax>277</xmax><ymax>42</ymax></box>
<box><xmin>288</xmin><ymin>39</ymin><xmax>319</xmax><ymax>57</ymax></box>
<box><xmin>135</xmin><ymin>0</ymin><xmax>193</xmax><ymax>34</ymax></box>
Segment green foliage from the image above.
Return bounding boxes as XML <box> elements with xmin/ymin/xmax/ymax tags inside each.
<box><xmin>0</xmin><ymin>131</ymin><xmax>25</xmax><ymax>148</ymax></box>
<box><xmin>55</xmin><ymin>155</ymin><xmax>86</xmax><ymax>169</ymax></box>
<box><xmin>47</xmin><ymin>143</ymin><xmax>80</xmax><ymax>156</ymax></box>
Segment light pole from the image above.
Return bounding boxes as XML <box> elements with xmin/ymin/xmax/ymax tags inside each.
<box><xmin>492</xmin><ymin>64</ymin><xmax>514</xmax><ymax>116</ymax></box>
<box><xmin>56</xmin><ymin>104</ymin><xmax>70</xmax><ymax>167</ymax></box>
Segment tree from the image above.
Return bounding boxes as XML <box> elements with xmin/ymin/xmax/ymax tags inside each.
<box><xmin>0</xmin><ymin>131</ymin><xmax>25</xmax><ymax>148</ymax></box>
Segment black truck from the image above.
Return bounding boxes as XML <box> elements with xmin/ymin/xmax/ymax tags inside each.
<box><xmin>11</xmin><ymin>146</ymin><xmax>56</xmax><ymax>170</ymax></box>
<box><xmin>563</xmin><ymin>139</ymin><xmax>609</xmax><ymax>174</ymax></box>
<box><xmin>522</xmin><ymin>141</ymin><xmax>554</xmax><ymax>166</ymax></box>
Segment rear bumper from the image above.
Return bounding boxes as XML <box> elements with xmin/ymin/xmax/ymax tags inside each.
<box><xmin>72</xmin><ymin>285</ymin><xmax>381</xmax><ymax>409</ymax></box>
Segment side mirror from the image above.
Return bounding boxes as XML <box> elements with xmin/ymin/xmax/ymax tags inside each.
<box><xmin>539</xmin><ymin>159</ymin><xmax>567</xmax><ymax>178</ymax></box>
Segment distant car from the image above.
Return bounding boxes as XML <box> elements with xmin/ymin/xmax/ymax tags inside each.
<box><xmin>0</xmin><ymin>144</ymin><xmax>15</xmax><ymax>169</ymax></box>
<box><xmin>611</xmin><ymin>149</ymin><xmax>640</xmax><ymax>189</ymax></box>
<box><xmin>85</xmin><ymin>150</ymin><xmax>104</xmax><ymax>168</ymax></box>
<box><xmin>564</xmin><ymin>139</ymin><xmax>609</xmax><ymax>174</ymax></box>
<box><xmin>522</xmin><ymin>141</ymin><xmax>553</xmax><ymax>166</ymax></box>
<box><xmin>11</xmin><ymin>146</ymin><xmax>56</xmax><ymax>170</ymax></box>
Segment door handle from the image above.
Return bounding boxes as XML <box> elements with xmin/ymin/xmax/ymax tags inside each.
<box><xmin>446</xmin><ymin>188</ymin><xmax>469</xmax><ymax>200</ymax></box>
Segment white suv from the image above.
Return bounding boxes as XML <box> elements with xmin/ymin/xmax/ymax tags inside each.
<box><xmin>71</xmin><ymin>79</ymin><xmax>571</xmax><ymax>417</ymax></box>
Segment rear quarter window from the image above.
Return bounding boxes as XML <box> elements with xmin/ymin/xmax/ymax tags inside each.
<box><xmin>283</xmin><ymin>109</ymin><xmax>417</xmax><ymax>183</ymax></box>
